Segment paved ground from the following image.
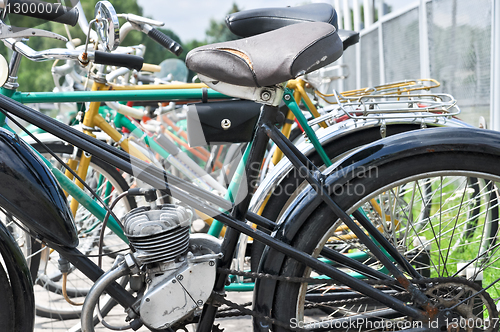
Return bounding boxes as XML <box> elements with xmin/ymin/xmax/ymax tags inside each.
<box><xmin>35</xmin><ymin>292</ymin><xmax>254</xmax><ymax>332</ymax></box>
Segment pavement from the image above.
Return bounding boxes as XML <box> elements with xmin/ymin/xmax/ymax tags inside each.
<box><xmin>35</xmin><ymin>292</ymin><xmax>254</xmax><ymax>332</ymax></box>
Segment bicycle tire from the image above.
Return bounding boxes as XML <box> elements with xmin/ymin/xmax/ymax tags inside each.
<box><xmin>0</xmin><ymin>258</ymin><xmax>15</xmax><ymax>331</ymax></box>
<box><xmin>270</xmin><ymin>151</ymin><xmax>500</xmax><ymax>331</ymax></box>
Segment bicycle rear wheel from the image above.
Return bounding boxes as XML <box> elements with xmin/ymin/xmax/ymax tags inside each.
<box><xmin>269</xmin><ymin>151</ymin><xmax>500</xmax><ymax>331</ymax></box>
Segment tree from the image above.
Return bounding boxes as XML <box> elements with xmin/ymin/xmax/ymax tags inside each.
<box><xmin>205</xmin><ymin>3</ymin><xmax>240</xmax><ymax>44</ymax></box>
<box><xmin>3</xmin><ymin>1</ymin><xmax>242</xmax><ymax>92</ymax></box>
<box><xmin>10</xmin><ymin>0</ymin><xmax>146</xmax><ymax>92</ymax></box>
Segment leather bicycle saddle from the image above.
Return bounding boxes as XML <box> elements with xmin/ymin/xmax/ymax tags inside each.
<box><xmin>226</xmin><ymin>3</ymin><xmax>337</xmax><ymax>36</ymax></box>
<box><xmin>226</xmin><ymin>3</ymin><xmax>359</xmax><ymax>51</ymax></box>
<box><xmin>186</xmin><ymin>22</ymin><xmax>343</xmax><ymax>88</ymax></box>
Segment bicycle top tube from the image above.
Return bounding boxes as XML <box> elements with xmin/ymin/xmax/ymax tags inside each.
<box><xmin>7</xmin><ymin>88</ymin><xmax>230</xmax><ymax>104</ymax></box>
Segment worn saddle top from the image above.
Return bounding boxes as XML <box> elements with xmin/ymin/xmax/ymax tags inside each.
<box><xmin>186</xmin><ymin>22</ymin><xmax>343</xmax><ymax>87</ymax></box>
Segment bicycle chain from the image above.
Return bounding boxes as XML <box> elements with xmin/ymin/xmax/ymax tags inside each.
<box><xmin>212</xmin><ymin>268</ymin><xmax>493</xmax><ymax>331</ymax></box>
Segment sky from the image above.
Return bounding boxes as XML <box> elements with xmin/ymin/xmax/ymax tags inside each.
<box><xmin>136</xmin><ymin>0</ymin><xmax>413</xmax><ymax>43</ymax></box>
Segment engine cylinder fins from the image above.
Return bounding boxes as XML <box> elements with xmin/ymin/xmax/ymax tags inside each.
<box><xmin>123</xmin><ymin>204</ymin><xmax>192</xmax><ymax>265</ymax></box>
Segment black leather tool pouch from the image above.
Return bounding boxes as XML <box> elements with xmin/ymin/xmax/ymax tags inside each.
<box><xmin>187</xmin><ymin>100</ymin><xmax>261</xmax><ymax>146</ymax></box>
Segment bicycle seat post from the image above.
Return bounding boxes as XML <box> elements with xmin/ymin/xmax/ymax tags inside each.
<box><xmin>4</xmin><ymin>50</ymin><xmax>22</xmax><ymax>91</ymax></box>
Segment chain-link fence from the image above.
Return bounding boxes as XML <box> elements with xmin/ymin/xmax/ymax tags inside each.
<box><xmin>428</xmin><ymin>0</ymin><xmax>491</xmax><ymax>125</ymax></box>
<box><xmin>322</xmin><ymin>0</ymin><xmax>494</xmax><ymax>127</ymax></box>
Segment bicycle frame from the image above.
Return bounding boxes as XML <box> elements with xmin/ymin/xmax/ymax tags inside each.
<box><xmin>0</xmin><ymin>92</ymin><xmax>437</xmax><ymax>330</ymax></box>
<box><xmin>1</xmin><ymin>75</ymin><xmax>435</xmax><ymax>296</ymax></box>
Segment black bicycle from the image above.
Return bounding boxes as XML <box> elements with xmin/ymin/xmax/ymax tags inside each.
<box><xmin>0</xmin><ymin>2</ymin><xmax>498</xmax><ymax>332</ymax></box>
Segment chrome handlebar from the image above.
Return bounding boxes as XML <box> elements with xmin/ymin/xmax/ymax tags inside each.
<box><xmin>4</xmin><ymin>38</ymin><xmax>98</xmax><ymax>63</ymax></box>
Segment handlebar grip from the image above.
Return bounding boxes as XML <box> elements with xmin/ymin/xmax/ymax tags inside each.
<box><xmin>148</xmin><ymin>28</ymin><xmax>183</xmax><ymax>56</ymax></box>
<box><xmin>141</xmin><ymin>63</ymin><xmax>161</xmax><ymax>72</ymax></box>
<box><xmin>6</xmin><ymin>0</ymin><xmax>79</xmax><ymax>27</ymax></box>
<box><xmin>94</xmin><ymin>51</ymin><xmax>144</xmax><ymax>71</ymax></box>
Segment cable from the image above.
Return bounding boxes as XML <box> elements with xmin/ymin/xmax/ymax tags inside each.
<box><xmin>97</xmin><ymin>192</ymin><xmax>135</xmax><ymax>331</ymax></box>
<box><xmin>62</xmin><ymin>272</ymin><xmax>84</xmax><ymax>306</ymax></box>
<box><xmin>0</xmin><ymin>109</ymin><xmax>123</xmax><ymax>238</ymax></box>
<box><xmin>98</xmin><ymin>191</ymin><xmax>129</xmax><ymax>269</ymax></box>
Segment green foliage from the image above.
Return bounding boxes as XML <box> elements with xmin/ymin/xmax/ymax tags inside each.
<box><xmin>205</xmin><ymin>3</ymin><xmax>240</xmax><ymax>43</ymax></box>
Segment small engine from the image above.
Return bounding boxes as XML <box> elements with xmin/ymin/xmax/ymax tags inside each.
<box><xmin>122</xmin><ymin>204</ymin><xmax>220</xmax><ymax>330</ymax></box>
<box><xmin>124</xmin><ymin>204</ymin><xmax>192</xmax><ymax>265</ymax></box>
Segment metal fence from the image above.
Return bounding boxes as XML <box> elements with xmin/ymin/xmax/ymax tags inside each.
<box><xmin>325</xmin><ymin>0</ymin><xmax>499</xmax><ymax>128</ymax></box>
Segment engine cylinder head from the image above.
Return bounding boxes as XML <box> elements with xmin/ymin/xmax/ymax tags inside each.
<box><xmin>123</xmin><ymin>204</ymin><xmax>191</xmax><ymax>265</ymax></box>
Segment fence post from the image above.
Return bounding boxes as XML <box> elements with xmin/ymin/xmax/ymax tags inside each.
<box><xmin>343</xmin><ymin>0</ymin><xmax>352</xmax><ymax>30</ymax></box>
<box><xmin>335</xmin><ymin>0</ymin><xmax>345</xmax><ymax>92</ymax></box>
<box><xmin>363</xmin><ymin>0</ymin><xmax>374</xmax><ymax>28</ymax></box>
<box><xmin>419</xmin><ymin>0</ymin><xmax>431</xmax><ymax>79</ymax></box>
<box><xmin>491</xmin><ymin>0</ymin><xmax>500</xmax><ymax>130</ymax></box>
<box><xmin>377</xmin><ymin>0</ymin><xmax>384</xmax><ymax>18</ymax></box>
<box><xmin>353</xmin><ymin>0</ymin><xmax>362</xmax><ymax>89</ymax></box>
<box><xmin>378</xmin><ymin>0</ymin><xmax>386</xmax><ymax>85</ymax></box>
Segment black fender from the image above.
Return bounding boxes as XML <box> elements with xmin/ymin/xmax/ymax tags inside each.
<box><xmin>0</xmin><ymin>128</ymin><xmax>78</xmax><ymax>249</ymax></box>
<box><xmin>253</xmin><ymin>127</ymin><xmax>500</xmax><ymax>330</ymax></box>
<box><xmin>0</xmin><ymin>221</ymin><xmax>35</xmax><ymax>331</ymax></box>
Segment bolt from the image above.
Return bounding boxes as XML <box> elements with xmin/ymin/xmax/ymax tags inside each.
<box><xmin>209</xmin><ymin>260</ymin><xmax>215</xmax><ymax>266</ymax></box>
<box><xmin>284</xmin><ymin>94</ymin><xmax>291</xmax><ymax>101</ymax></box>
<box><xmin>177</xmin><ymin>275</ymin><xmax>184</xmax><ymax>281</ymax></box>
<box><xmin>145</xmin><ymin>298</ymin><xmax>150</xmax><ymax>302</ymax></box>
<box><xmin>172</xmin><ymin>279</ymin><xmax>176</xmax><ymax>283</ymax></box>
<box><xmin>261</xmin><ymin>90</ymin><xmax>272</xmax><ymax>101</ymax></box>
<box><xmin>146</xmin><ymin>278</ymin><xmax>152</xmax><ymax>284</ymax></box>
<box><xmin>197</xmin><ymin>300</ymin><xmax>203</xmax><ymax>306</ymax></box>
